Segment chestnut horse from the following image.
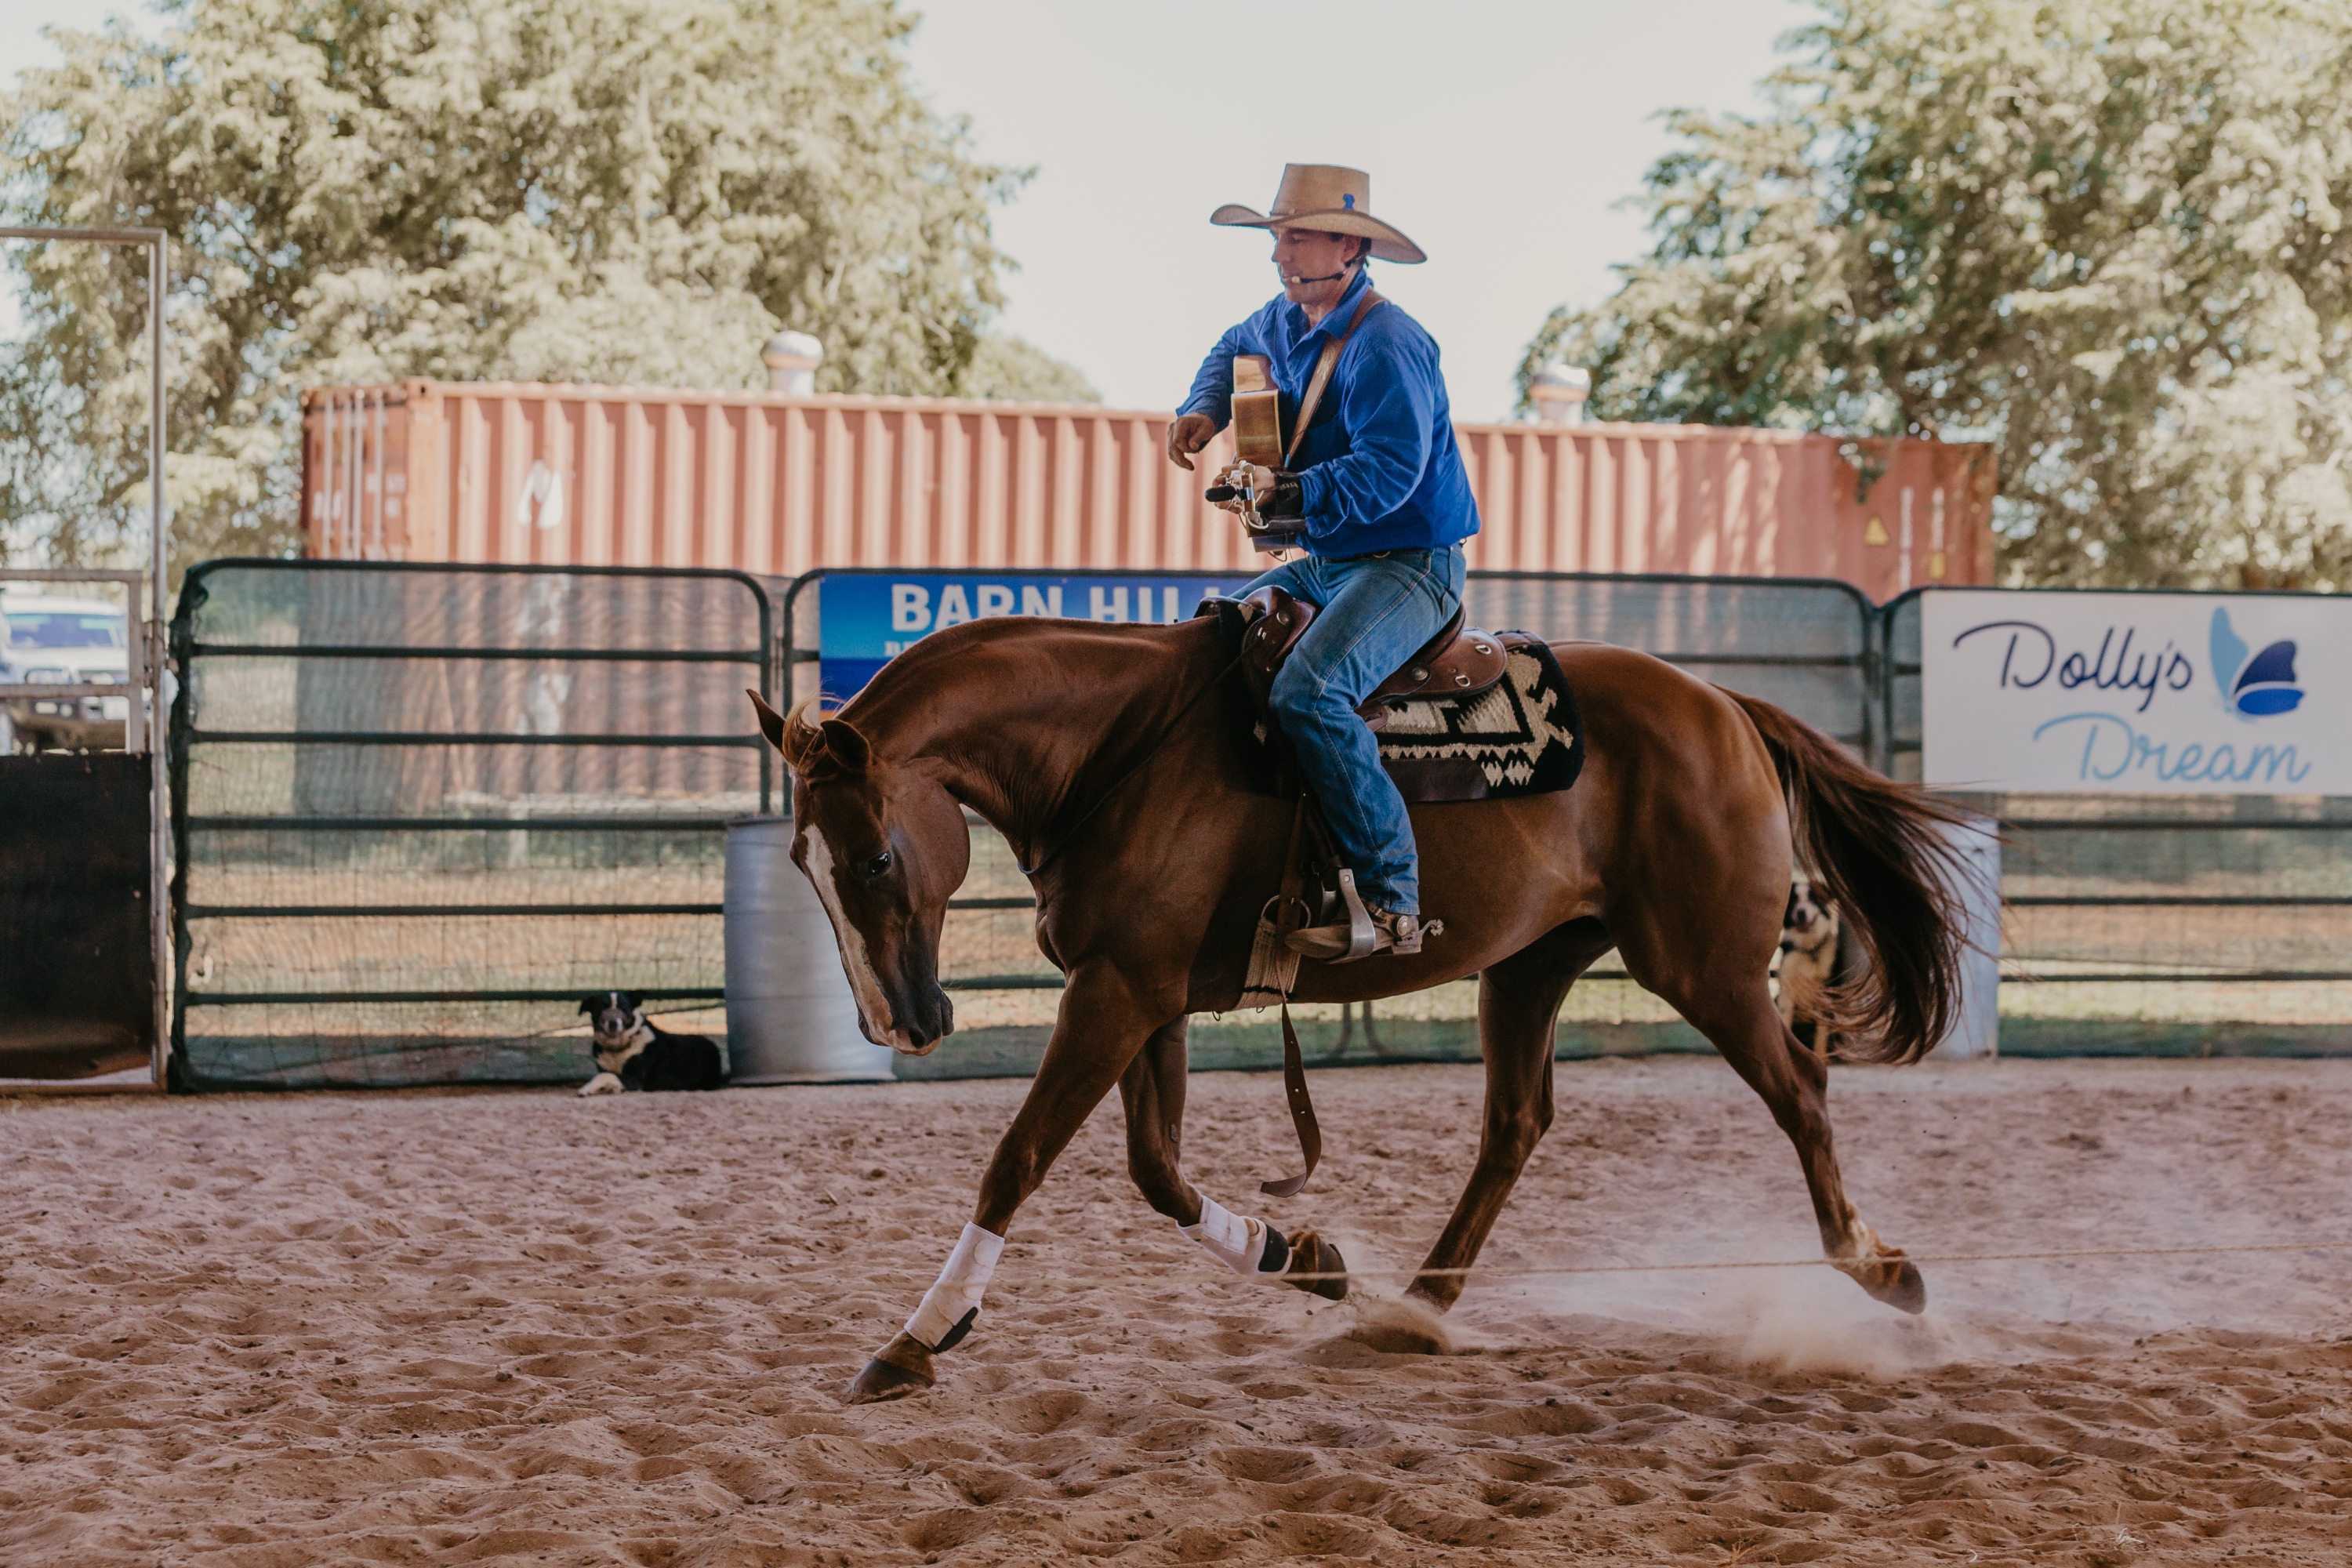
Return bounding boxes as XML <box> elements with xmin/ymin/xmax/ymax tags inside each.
<box><xmin>749</xmin><ymin>611</ymin><xmax>1966</xmax><ymax>1403</ymax></box>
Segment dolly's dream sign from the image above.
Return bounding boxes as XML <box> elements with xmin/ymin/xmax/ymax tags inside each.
<box><xmin>816</xmin><ymin>573</ymin><xmax>1244</xmax><ymax>699</ymax></box>
<box><xmin>1921</xmin><ymin>590</ymin><xmax>2345</xmax><ymax>794</ymax></box>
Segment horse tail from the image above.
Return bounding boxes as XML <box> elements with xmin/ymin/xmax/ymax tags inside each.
<box><xmin>1725</xmin><ymin>689</ymin><xmax>1975</xmax><ymax>1066</ymax></box>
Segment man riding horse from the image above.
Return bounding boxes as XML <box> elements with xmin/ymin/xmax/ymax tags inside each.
<box><xmin>1167</xmin><ymin>163</ymin><xmax>1478</xmax><ymax>961</ymax></box>
<box><xmin>753</xmin><ymin>162</ymin><xmax>1965</xmax><ymax>1407</ymax></box>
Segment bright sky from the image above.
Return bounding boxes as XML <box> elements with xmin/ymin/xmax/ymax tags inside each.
<box><xmin>2</xmin><ymin>0</ymin><xmax>1810</xmax><ymax>419</ymax></box>
<box><xmin>905</xmin><ymin>0</ymin><xmax>1807</xmax><ymax>418</ymax></box>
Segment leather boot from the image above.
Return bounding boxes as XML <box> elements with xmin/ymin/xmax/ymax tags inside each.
<box><xmin>1287</xmin><ymin>906</ymin><xmax>1436</xmax><ymax>963</ymax></box>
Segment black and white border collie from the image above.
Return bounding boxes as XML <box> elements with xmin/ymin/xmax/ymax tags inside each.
<box><xmin>1775</xmin><ymin>879</ymin><xmax>1843</xmax><ymax>1058</ymax></box>
<box><xmin>576</xmin><ymin>991</ymin><xmax>728</xmax><ymax>1095</ymax></box>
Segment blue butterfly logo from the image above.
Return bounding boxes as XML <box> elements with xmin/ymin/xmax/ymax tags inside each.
<box><xmin>2210</xmin><ymin>607</ymin><xmax>2303</xmax><ymax>717</ymax></box>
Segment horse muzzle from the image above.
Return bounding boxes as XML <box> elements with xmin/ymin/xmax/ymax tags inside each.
<box><xmin>872</xmin><ymin>983</ymin><xmax>953</xmax><ymax>1056</ymax></box>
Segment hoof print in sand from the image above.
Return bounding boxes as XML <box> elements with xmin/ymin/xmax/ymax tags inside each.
<box><xmin>1341</xmin><ymin>1298</ymin><xmax>1459</xmax><ymax>1356</ymax></box>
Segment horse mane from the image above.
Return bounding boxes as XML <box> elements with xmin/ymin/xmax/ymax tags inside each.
<box><xmin>847</xmin><ymin>616</ymin><xmax>1207</xmax><ymax>717</ymax></box>
<box><xmin>783</xmin><ymin>615</ymin><xmax>1212</xmax><ymax>783</ymax></box>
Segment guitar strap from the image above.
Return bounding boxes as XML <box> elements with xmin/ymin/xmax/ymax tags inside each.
<box><xmin>1283</xmin><ymin>289</ymin><xmax>1385</xmax><ymax>469</ymax></box>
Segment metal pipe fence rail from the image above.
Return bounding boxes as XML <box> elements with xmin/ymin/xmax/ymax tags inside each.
<box><xmin>169</xmin><ymin>560</ymin><xmax>773</xmax><ymax>1088</ymax></box>
<box><xmin>778</xmin><ymin>566</ymin><xmax>1881</xmax><ymax>746</ymax></box>
<box><xmin>162</xmin><ymin>562</ymin><xmax>2352</xmax><ymax>1088</ymax></box>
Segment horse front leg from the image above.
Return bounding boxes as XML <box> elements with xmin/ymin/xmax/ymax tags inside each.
<box><xmin>1118</xmin><ymin>1016</ymin><xmax>1346</xmax><ymax>1301</ymax></box>
<box><xmin>847</xmin><ymin>967</ymin><xmax>1167</xmax><ymax>1403</ymax></box>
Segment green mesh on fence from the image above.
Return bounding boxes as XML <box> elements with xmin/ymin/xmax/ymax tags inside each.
<box><xmin>1463</xmin><ymin>574</ymin><xmax>1878</xmax><ymax>751</ymax></box>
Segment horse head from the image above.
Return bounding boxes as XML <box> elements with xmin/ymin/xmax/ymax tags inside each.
<box><xmin>748</xmin><ymin>691</ymin><xmax>970</xmax><ymax>1054</ymax></box>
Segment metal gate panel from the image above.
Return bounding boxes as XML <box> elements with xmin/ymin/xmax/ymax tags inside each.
<box><xmin>169</xmin><ymin>561</ymin><xmax>773</xmax><ymax>1088</ymax></box>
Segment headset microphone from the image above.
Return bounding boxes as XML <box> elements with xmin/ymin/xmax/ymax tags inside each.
<box><xmin>1284</xmin><ymin>269</ymin><xmax>1351</xmax><ymax>285</ymax></box>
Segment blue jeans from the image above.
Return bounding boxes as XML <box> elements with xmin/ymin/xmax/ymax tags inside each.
<box><xmin>1242</xmin><ymin>546</ymin><xmax>1466</xmax><ymax>914</ymax></box>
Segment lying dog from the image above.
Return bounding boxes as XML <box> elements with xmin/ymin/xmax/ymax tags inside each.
<box><xmin>1776</xmin><ymin>879</ymin><xmax>1842</xmax><ymax>1058</ymax></box>
<box><xmin>576</xmin><ymin>991</ymin><xmax>728</xmax><ymax>1095</ymax></box>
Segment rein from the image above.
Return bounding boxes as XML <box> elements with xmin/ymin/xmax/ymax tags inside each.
<box><xmin>1011</xmin><ymin>633</ymin><xmax>1327</xmax><ymax>1200</ymax></box>
<box><xmin>1015</xmin><ymin>645</ymin><xmax>1252</xmax><ymax>879</ymax></box>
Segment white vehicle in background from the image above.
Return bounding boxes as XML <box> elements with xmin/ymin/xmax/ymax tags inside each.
<box><xmin>0</xmin><ymin>590</ymin><xmax>132</xmax><ymax>753</ymax></box>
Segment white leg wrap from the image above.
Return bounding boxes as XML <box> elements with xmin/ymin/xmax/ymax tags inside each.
<box><xmin>1181</xmin><ymin>1195</ymin><xmax>1270</xmax><ymax>1275</ymax></box>
<box><xmin>904</xmin><ymin>1221</ymin><xmax>1005</xmax><ymax>1351</ymax></box>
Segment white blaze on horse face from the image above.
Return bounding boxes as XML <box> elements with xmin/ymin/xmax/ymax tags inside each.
<box><xmin>803</xmin><ymin>824</ymin><xmax>912</xmax><ymax>1053</ymax></box>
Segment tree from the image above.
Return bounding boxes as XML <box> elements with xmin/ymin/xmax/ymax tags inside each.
<box><xmin>1</xmin><ymin>0</ymin><xmax>1089</xmax><ymax>572</ymax></box>
<box><xmin>956</xmin><ymin>333</ymin><xmax>1101</xmax><ymax>403</ymax></box>
<box><xmin>1521</xmin><ymin>0</ymin><xmax>2352</xmax><ymax>589</ymax></box>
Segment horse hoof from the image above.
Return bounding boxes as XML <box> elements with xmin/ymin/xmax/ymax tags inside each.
<box><xmin>1841</xmin><ymin>1250</ymin><xmax>1929</xmax><ymax>1316</ymax></box>
<box><xmin>1877</xmin><ymin>1258</ymin><xmax>1929</xmax><ymax>1316</ymax></box>
<box><xmin>1284</xmin><ymin>1226</ymin><xmax>1349</xmax><ymax>1302</ymax></box>
<box><xmin>846</xmin><ymin>1333</ymin><xmax>936</xmax><ymax>1403</ymax></box>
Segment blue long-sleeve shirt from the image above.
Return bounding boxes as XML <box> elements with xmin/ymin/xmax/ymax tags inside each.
<box><xmin>1179</xmin><ymin>269</ymin><xmax>1480</xmax><ymax>557</ymax></box>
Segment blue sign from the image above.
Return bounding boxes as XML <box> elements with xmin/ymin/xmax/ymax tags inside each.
<box><xmin>817</xmin><ymin>572</ymin><xmax>1248</xmax><ymax>699</ymax></box>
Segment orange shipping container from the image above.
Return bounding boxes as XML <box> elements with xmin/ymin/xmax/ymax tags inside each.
<box><xmin>302</xmin><ymin>381</ymin><xmax>1994</xmax><ymax>600</ymax></box>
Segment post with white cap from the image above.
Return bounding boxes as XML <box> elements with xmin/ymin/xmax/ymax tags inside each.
<box><xmin>763</xmin><ymin>331</ymin><xmax>823</xmax><ymax>395</ymax></box>
<box><xmin>1530</xmin><ymin>362</ymin><xmax>1591</xmax><ymax>425</ymax></box>
<box><xmin>1928</xmin><ymin>814</ymin><xmax>2002</xmax><ymax>1059</ymax></box>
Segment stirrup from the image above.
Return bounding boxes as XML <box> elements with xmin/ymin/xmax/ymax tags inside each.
<box><xmin>1286</xmin><ymin>874</ymin><xmax>1439</xmax><ymax>964</ymax></box>
<box><xmin>1284</xmin><ymin>868</ymin><xmax>1376</xmax><ymax>960</ymax></box>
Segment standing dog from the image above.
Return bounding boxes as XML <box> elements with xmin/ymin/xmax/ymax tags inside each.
<box><xmin>576</xmin><ymin>991</ymin><xmax>728</xmax><ymax>1094</ymax></box>
<box><xmin>1776</xmin><ymin>880</ymin><xmax>1842</xmax><ymax>1058</ymax></box>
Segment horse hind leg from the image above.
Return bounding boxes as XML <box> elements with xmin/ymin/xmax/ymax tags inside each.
<box><xmin>1119</xmin><ymin>1016</ymin><xmax>1347</xmax><ymax>1301</ymax></box>
<box><xmin>1671</xmin><ymin>975</ymin><xmax>1926</xmax><ymax>1314</ymax></box>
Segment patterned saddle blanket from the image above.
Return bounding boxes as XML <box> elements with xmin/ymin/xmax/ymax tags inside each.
<box><xmin>1356</xmin><ymin>633</ymin><xmax>1584</xmax><ymax>801</ymax></box>
<box><xmin>1220</xmin><ymin>622</ymin><xmax>1585</xmax><ymax>804</ymax></box>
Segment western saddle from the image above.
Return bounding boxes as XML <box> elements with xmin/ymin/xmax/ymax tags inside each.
<box><xmin>1230</xmin><ymin>586</ymin><xmax>1508</xmax><ymax>728</ymax></box>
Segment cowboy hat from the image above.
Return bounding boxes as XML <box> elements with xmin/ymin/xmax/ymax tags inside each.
<box><xmin>1210</xmin><ymin>164</ymin><xmax>1427</xmax><ymax>265</ymax></box>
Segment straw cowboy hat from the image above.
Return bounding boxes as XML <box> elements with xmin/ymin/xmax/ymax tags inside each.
<box><xmin>1210</xmin><ymin>164</ymin><xmax>1427</xmax><ymax>265</ymax></box>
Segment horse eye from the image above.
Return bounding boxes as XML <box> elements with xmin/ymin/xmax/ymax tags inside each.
<box><xmin>862</xmin><ymin>851</ymin><xmax>893</xmax><ymax>879</ymax></box>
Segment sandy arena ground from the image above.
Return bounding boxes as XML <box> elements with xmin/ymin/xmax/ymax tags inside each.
<box><xmin>5</xmin><ymin>1056</ymin><xmax>2351</xmax><ymax>1566</ymax></box>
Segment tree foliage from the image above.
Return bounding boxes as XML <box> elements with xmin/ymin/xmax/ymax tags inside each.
<box><xmin>1523</xmin><ymin>0</ymin><xmax>2352</xmax><ymax>588</ymax></box>
<box><xmin>957</xmin><ymin>333</ymin><xmax>1101</xmax><ymax>404</ymax></box>
<box><xmin>2</xmin><ymin>0</ymin><xmax>1083</xmax><ymax>570</ymax></box>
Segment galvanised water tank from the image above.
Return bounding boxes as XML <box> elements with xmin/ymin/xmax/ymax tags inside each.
<box><xmin>724</xmin><ymin>815</ymin><xmax>895</xmax><ymax>1083</ymax></box>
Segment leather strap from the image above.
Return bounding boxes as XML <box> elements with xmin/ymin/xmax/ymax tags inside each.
<box><xmin>1260</xmin><ymin>1002</ymin><xmax>1322</xmax><ymax>1199</ymax></box>
<box><xmin>1275</xmin><ymin>794</ymin><xmax>1308</xmax><ymax>941</ymax></box>
<box><xmin>1283</xmin><ymin>289</ymin><xmax>1385</xmax><ymax>469</ymax></box>
<box><xmin>1260</xmin><ymin>795</ymin><xmax>1323</xmax><ymax>1199</ymax></box>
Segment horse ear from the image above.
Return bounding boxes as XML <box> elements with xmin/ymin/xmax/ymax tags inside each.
<box><xmin>746</xmin><ymin>689</ymin><xmax>788</xmax><ymax>752</ymax></box>
<box><xmin>820</xmin><ymin>717</ymin><xmax>872</xmax><ymax>774</ymax></box>
<box><xmin>771</xmin><ymin>699</ymin><xmax>831</xmax><ymax>773</ymax></box>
